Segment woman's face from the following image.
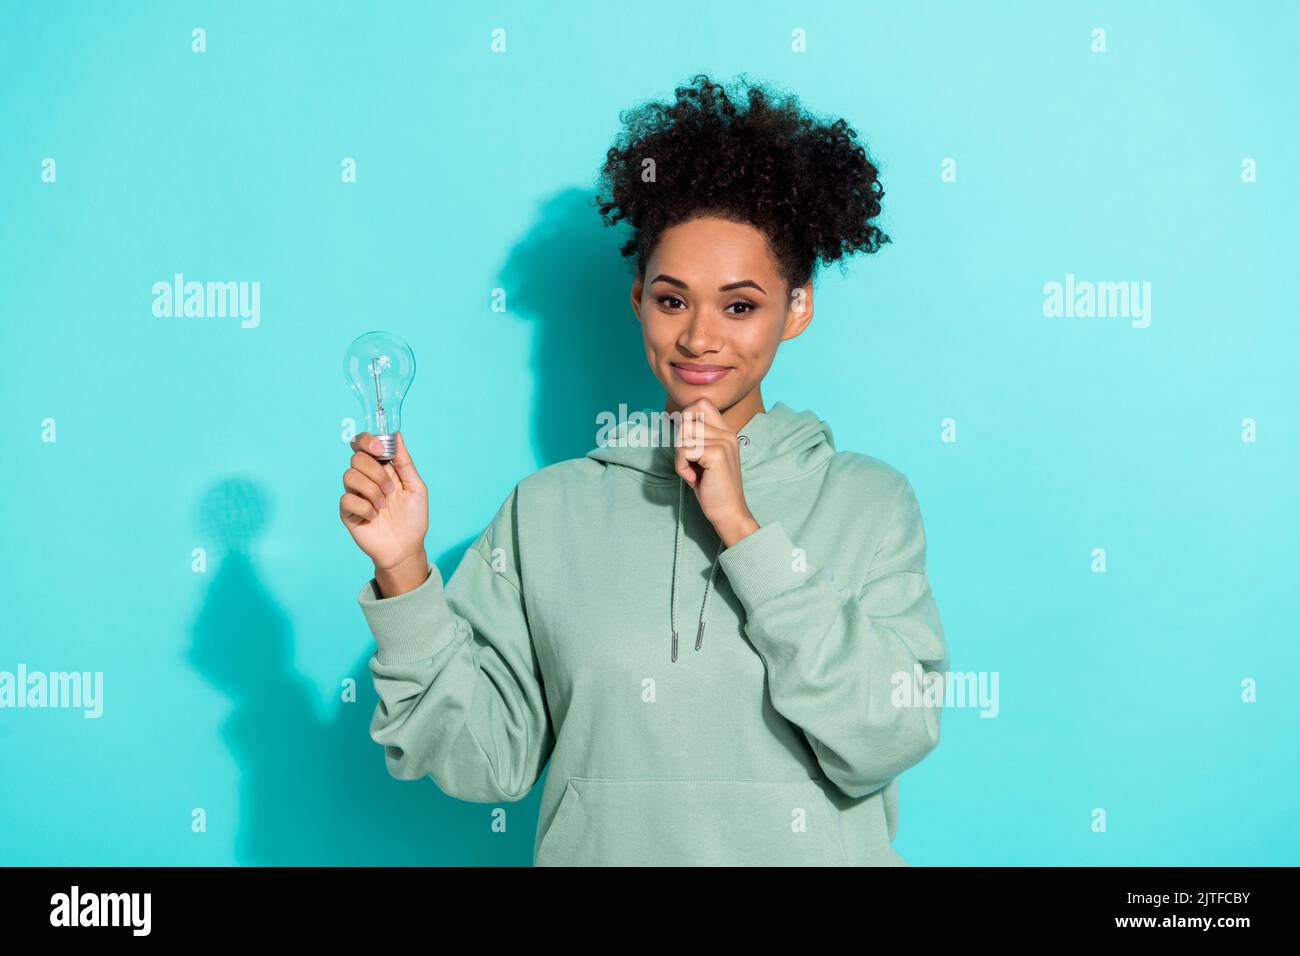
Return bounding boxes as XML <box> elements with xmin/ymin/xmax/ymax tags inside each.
<box><xmin>631</xmin><ymin>215</ymin><xmax>813</xmax><ymax>415</ymax></box>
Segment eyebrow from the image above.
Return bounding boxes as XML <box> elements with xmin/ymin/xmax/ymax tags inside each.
<box><xmin>649</xmin><ymin>273</ymin><xmax>767</xmax><ymax>295</ymax></box>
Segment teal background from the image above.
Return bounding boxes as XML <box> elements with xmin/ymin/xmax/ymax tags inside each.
<box><xmin>2</xmin><ymin>1</ymin><xmax>1296</xmax><ymax>866</ymax></box>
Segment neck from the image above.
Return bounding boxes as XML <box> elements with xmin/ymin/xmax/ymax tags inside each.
<box><xmin>665</xmin><ymin>386</ymin><xmax>766</xmax><ymax>434</ymax></box>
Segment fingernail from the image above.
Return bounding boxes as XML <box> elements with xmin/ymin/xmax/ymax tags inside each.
<box><xmin>383</xmin><ymin>483</ymin><xmax>395</xmax><ymax>494</ymax></box>
<box><xmin>377</xmin><ymin>496</ymin><xmax>387</xmax><ymax>509</ymax></box>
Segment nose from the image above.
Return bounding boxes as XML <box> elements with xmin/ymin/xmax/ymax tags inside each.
<box><xmin>678</xmin><ymin>311</ymin><xmax>723</xmax><ymax>356</ymax></box>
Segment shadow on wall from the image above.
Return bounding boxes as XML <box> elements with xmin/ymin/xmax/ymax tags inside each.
<box><xmin>187</xmin><ymin>190</ymin><xmax>661</xmax><ymax>864</ymax></box>
<box><xmin>190</xmin><ymin>476</ymin><xmax>500</xmax><ymax>864</ymax></box>
<box><xmin>501</xmin><ymin>187</ymin><xmax>664</xmax><ymax>463</ymax></box>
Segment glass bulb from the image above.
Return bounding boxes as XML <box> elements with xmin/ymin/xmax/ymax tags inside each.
<box><xmin>343</xmin><ymin>331</ymin><xmax>416</xmax><ymax>461</ymax></box>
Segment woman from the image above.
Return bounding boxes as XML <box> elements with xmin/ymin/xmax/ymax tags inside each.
<box><xmin>339</xmin><ymin>74</ymin><xmax>948</xmax><ymax>866</ymax></box>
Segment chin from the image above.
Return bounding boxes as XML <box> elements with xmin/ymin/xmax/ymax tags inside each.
<box><xmin>667</xmin><ymin>385</ymin><xmax>735</xmax><ymax>409</ymax></box>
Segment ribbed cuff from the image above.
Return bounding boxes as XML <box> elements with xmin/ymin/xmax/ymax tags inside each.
<box><xmin>717</xmin><ymin>521</ymin><xmax>809</xmax><ymax>617</ymax></box>
<box><xmin>357</xmin><ymin>563</ymin><xmax>456</xmax><ymax>664</ymax></box>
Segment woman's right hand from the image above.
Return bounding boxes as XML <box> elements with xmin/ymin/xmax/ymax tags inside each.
<box><xmin>340</xmin><ymin>431</ymin><xmax>430</xmax><ymax>596</ymax></box>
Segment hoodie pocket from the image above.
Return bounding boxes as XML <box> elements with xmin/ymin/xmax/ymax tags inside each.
<box><xmin>535</xmin><ymin>776</ymin><xmax>847</xmax><ymax>866</ymax></box>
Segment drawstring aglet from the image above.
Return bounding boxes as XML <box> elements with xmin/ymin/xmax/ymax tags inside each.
<box><xmin>671</xmin><ymin>630</ymin><xmax>679</xmax><ymax>662</ymax></box>
<box><xmin>695</xmin><ymin>621</ymin><xmax>705</xmax><ymax>651</ymax></box>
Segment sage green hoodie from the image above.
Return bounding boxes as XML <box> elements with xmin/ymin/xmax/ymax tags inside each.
<box><xmin>358</xmin><ymin>401</ymin><xmax>948</xmax><ymax>866</ymax></box>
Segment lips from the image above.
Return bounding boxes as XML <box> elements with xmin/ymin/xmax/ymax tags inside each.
<box><xmin>671</xmin><ymin>362</ymin><xmax>732</xmax><ymax>385</ymax></box>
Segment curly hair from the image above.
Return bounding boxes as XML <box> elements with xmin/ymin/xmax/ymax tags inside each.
<box><xmin>593</xmin><ymin>73</ymin><xmax>890</xmax><ymax>295</ymax></box>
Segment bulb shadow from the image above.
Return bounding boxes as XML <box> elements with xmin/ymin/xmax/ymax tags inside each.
<box><xmin>186</xmin><ymin>189</ymin><xmax>658</xmax><ymax>864</ymax></box>
<box><xmin>190</xmin><ymin>477</ymin><xmax>527</xmax><ymax>864</ymax></box>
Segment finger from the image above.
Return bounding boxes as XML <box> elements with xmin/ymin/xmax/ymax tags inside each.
<box><xmin>681</xmin><ymin>398</ymin><xmax>727</xmax><ymax>429</ymax></box>
<box><xmin>343</xmin><ymin>468</ymin><xmax>388</xmax><ymax>510</ymax></box>
<box><xmin>675</xmin><ymin>455</ymin><xmax>701</xmax><ymax>486</ymax></box>
<box><xmin>677</xmin><ymin>409</ymin><xmax>734</xmax><ymax>451</ymax></box>
<box><xmin>675</xmin><ymin>438</ymin><xmax>719</xmax><ymax>479</ymax></box>
<box><xmin>677</xmin><ymin>427</ymin><xmax>735</xmax><ymax>463</ymax></box>
<box><xmin>340</xmin><ymin>492</ymin><xmax>378</xmax><ymax>522</ymax></box>
<box><xmin>356</xmin><ymin>434</ymin><xmax>399</xmax><ymax>487</ymax></box>
<box><xmin>350</xmin><ymin>432</ymin><xmax>387</xmax><ymax>457</ymax></box>
<box><xmin>681</xmin><ymin>439</ymin><xmax>727</xmax><ymax>464</ymax></box>
<box><xmin>676</xmin><ymin>409</ymin><xmax>709</xmax><ymax>450</ymax></box>
<box><xmin>679</xmin><ymin>420</ymin><xmax>736</xmax><ymax>447</ymax></box>
<box><xmin>390</xmin><ymin>432</ymin><xmax>425</xmax><ymax>493</ymax></box>
<box><xmin>350</xmin><ymin>451</ymin><xmax>395</xmax><ymax>493</ymax></box>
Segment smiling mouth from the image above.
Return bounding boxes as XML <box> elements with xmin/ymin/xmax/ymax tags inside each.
<box><xmin>671</xmin><ymin>362</ymin><xmax>733</xmax><ymax>384</ymax></box>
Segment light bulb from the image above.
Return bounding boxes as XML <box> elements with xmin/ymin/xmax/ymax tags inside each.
<box><xmin>343</xmin><ymin>331</ymin><xmax>417</xmax><ymax>462</ymax></box>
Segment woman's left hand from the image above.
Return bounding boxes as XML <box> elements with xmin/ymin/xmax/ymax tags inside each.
<box><xmin>674</xmin><ymin>398</ymin><xmax>761</xmax><ymax>548</ymax></box>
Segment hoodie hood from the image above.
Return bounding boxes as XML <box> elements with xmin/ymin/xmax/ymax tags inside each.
<box><xmin>586</xmin><ymin>402</ymin><xmax>836</xmax><ymax>661</ymax></box>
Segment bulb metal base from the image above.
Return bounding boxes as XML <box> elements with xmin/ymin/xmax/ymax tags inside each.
<box><xmin>374</xmin><ymin>434</ymin><xmax>398</xmax><ymax>462</ymax></box>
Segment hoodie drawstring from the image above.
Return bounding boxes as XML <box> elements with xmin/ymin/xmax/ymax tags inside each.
<box><xmin>670</xmin><ymin>476</ymin><xmax>725</xmax><ymax>662</ymax></box>
<box><xmin>584</xmin><ymin>409</ymin><xmax>827</xmax><ymax>664</ymax></box>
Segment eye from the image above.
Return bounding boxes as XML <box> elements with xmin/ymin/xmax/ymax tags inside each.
<box><xmin>726</xmin><ymin>300</ymin><xmax>757</xmax><ymax>315</ymax></box>
<box><xmin>656</xmin><ymin>294</ymin><xmax>686</xmax><ymax>310</ymax></box>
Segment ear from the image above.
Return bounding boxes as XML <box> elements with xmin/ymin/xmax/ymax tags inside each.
<box><xmin>781</xmin><ymin>281</ymin><xmax>814</xmax><ymax>341</ymax></box>
<box><xmin>630</xmin><ymin>273</ymin><xmax>644</xmax><ymax>324</ymax></box>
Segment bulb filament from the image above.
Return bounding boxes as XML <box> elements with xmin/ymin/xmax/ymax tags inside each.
<box><xmin>370</xmin><ymin>360</ymin><xmax>388</xmax><ymax>434</ymax></box>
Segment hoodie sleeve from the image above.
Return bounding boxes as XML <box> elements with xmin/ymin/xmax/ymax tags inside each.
<box><xmin>716</xmin><ymin>476</ymin><xmax>947</xmax><ymax>800</ymax></box>
<box><xmin>357</xmin><ymin>486</ymin><xmax>555</xmax><ymax>803</ymax></box>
